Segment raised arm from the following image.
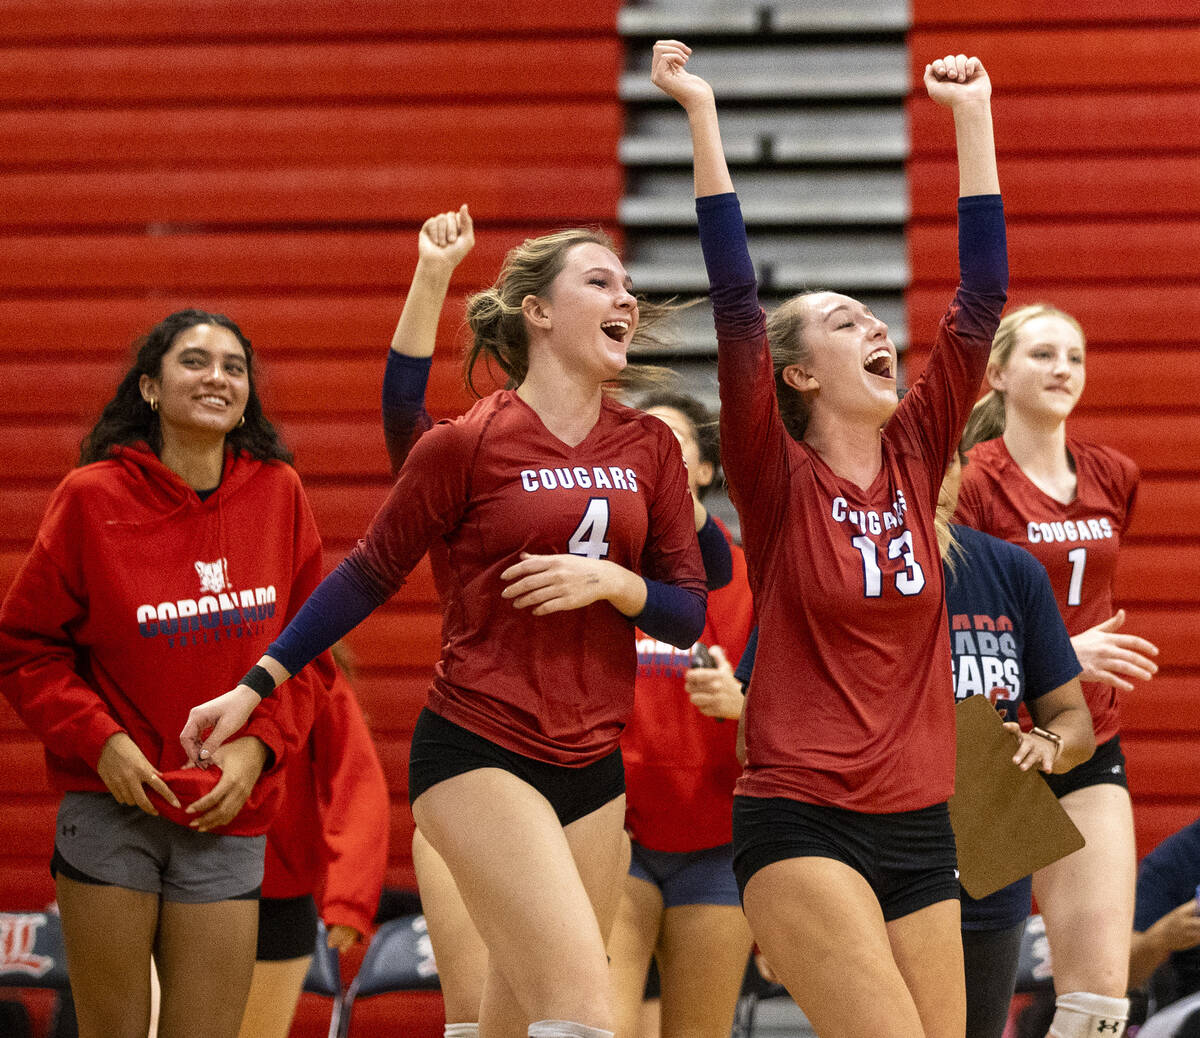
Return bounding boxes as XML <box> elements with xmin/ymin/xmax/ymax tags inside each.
<box><xmin>391</xmin><ymin>205</ymin><xmax>474</xmax><ymax>360</ymax></box>
<box><xmin>383</xmin><ymin>205</ymin><xmax>474</xmax><ymax>475</ymax></box>
<box><xmin>649</xmin><ymin>40</ymin><xmax>732</xmax><ymax>200</ymax></box>
<box><xmin>924</xmin><ymin>55</ymin><xmax>999</xmax><ymax>198</ymax></box>
<box><xmin>650</xmin><ymin>40</ymin><xmax>780</xmax><ymax>537</ymax></box>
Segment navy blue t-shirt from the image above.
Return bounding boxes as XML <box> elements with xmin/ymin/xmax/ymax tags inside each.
<box><xmin>949</xmin><ymin>524</ymin><xmax>1081</xmax><ymax>929</ymax></box>
<box><xmin>1134</xmin><ymin>817</ymin><xmax>1200</xmax><ymax>998</ymax></box>
<box><xmin>735</xmin><ymin>626</ymin><xmax>757</xmax><ymax>691</ymax></box>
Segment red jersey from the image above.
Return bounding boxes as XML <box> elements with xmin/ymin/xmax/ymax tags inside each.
<box><xmin>623</xmin><ymin>520</ymin><xmax>754</xmax><ymax>851</ymax></box>
<box><xmin>351</xmin><ymin>389</ymin><xmax>707</xmax><ymax>766</ymax></box>
<box><xmin>0</xmin><ymin>445</ymin><xmax>333</xmax><ymax>836</ymax></box>
<box><xmin>718</xmin><ymin>295</ymin><xmax>1000</xmax><ymax>812</ymax></box>
<box><xmin>262</xmin><ymin>667</ymin><xmax>389</xmax><ymax>937</ymax></box>
<box><xmin>955</xmin><ymin>435</ymin><xmax>1138</xmax><ymax>743</ymax></box>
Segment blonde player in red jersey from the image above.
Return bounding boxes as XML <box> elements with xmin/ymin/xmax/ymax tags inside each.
<box><xmin>182</xmin><ymin>215</ymin><xmax>708</xmax><ymax>1038</ymax></box>
<box><xmin>387</xmin><ymin>210</ymin><xmax>750</xmax><ymax>1038</ymax></box>
<box><xmin>957</xmin><ymin>304</ymin><xmax>1159</xmax><ymax>1038</ymax></box>
<box><xmin>654</xmin><ymin>40</ymin><xmax>1006</xmax><ymax>1038</ymax></box>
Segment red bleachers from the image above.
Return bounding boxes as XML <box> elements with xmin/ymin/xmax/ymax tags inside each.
<box><xmin>0</xmin><ymin>0</ymin><xmax>622</xmax><ymax>40</ymax></box>
<box><xmin>0</xmin><ymin>3</ymin><xmax>624</xmax><ymax>1033</ymax></box>
<box><xmin>0</xmin><ymin>38</ymin><xmax>624</xmax><ymax>105</ymax></box>
<box><xmin>912</xmin><ymin>0</ymin><xmax>1200</xmax><ymax>24</ymax></box>
<box><xmin>0</xmin><ymin>104</ymin><xmax>625</xmax><ymax>170</ymax></box>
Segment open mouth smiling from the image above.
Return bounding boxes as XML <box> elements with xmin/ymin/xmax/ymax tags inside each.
<box><xmin>600</xmin><ymin>320</ymin><xmax>629</xmax><ymax>342</ymax></box>
<box><xmin>864</xmin><ymin>347</ymin><xmax>894</xmax><ymax>380</ymax></box>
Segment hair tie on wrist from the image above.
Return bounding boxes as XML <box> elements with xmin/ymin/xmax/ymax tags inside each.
<box><xmin>240</xmin><ymin>664</ymin><xmax>276</xmax><ymax>699</ymax></box>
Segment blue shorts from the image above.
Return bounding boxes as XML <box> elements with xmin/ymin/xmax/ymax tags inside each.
<box><xmin>1043</xmin><ymin>733</ymin><xmax>1127</xmax><ymax>797</ymax></box>
<box><xmin>408</xmin><ymin>708</ymin><xmax>625</xmax><ymax>827</ymax></box>
<box><xmin>52</xmin><ymin>791</ymin><xmax>263</xmax><ymax>903</ymax></box>
<box><xmin>628</xmin><ymin>841</ymin><xmax>741</xmax><ymax>907</ymax></box>
<box><xmin>732</xmin><ymin>795</ymin><xmax>959</xmax><ymax>921</ymax></box>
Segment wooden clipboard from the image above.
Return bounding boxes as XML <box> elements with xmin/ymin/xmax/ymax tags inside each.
<box><xmin>948</xmin><ymin>694</ymin><xmax>1085</xmax><ymax>900</ymax></box>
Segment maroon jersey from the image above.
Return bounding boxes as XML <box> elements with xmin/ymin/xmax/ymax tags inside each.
<box><xmin>352</xmin><ymin>389</ymin><xmax>706</xmax><ymax>766</ymax></box>
<box><xmin>719</xmin><ymin>298</ymin><xmax>996</xmax><ymax>812</ymax></box>
<box><xmin>955</xmin><ymin>435</ymin><xmax>1138</xmax><ymax>743</ymax></box>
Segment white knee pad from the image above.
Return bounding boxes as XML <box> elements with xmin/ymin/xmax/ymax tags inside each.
<box><xmin>529</xmin><ymin>1020</ymin><xmax>613</xmax><ymax>1038</ymax></box>
<box><xmin>445</xmin><ymin>1024</ymin><xmax>479</xmax><ymax>1038</ymax></box>
<box><xmin>1048</xmin><ymin>992</ymin><xmax>1130</xmax><ymax>1038</ymax></box>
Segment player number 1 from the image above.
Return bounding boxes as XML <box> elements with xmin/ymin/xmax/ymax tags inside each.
<box><xmin>1066</xmin><ymin>546</ymin><xmax>1086</xmax><ymax>607</ymax></box>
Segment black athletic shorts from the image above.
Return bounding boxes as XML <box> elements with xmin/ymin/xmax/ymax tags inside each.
<box><xmin>1043</xmin><ymin>733</ymin><xmax>1128</xmax><ymax>798</ymax></box>
<box><xmin>732</xmin><ymin>795</ymin><xmax>960</xmax><ymax>921</ymax></box>
<box><xmin>256</xmin><ymin>894</ymin><xmax>319</xmax><ymax>961</ymax></box>
<box><xmin>408</xmin><ymin>708</ymin><xmax>625</xmax><ymax>827</ymax></box>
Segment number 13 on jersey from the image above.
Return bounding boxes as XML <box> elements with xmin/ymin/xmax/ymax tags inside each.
<box><xmin>851</xmin><ymin>531</ymin><xmax>926</xmax><ymax>598</ymax></box>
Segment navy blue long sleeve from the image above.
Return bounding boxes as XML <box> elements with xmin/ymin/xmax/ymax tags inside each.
<box><xmin>696</xmin><ymin>513</ymin><xmax>733</xmax><ymax>590</ymax></box>
<box><xmin>634</xmin><ymin>578</ymin><xmax>706</xmax><ymax>649</ymax></box>
<box><xmin>381</xmin><ymin>351</ymin><xmax>434</xmax><ymax>476</ymax></box>
<box><xmin>696</xmin><ymin>192</ymin><xmax>761</xmax><ymax>337</ymax></box>
<box><xmin>266</xmin><ymin>558</ymin><xmax>386</xmax><ymax>677</ymax></box>
<box><xmin>734</xmin><ymin>625</ymin><xmax>758</xmax><ymax>691</ymax></box>
<box><xmin>954</xmin><ymin>194</ymin><xmax>1008</xmax><ymax>339</ymax></box>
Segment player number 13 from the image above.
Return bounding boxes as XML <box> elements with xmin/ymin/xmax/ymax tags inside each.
<box><xmin>851</xmin><ymin>531</ymin><xmax>926</xmax><ymax>598</ymax></box>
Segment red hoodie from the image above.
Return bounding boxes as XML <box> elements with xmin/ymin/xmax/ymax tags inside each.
<box><xmin>623</xmin><ymin>520</ymin><xmax>754</xmax><ymax>852</ymax></box>
<box><xmin>0</xmin><ymin>443</ymin><xmax>333</xmax><ymax>836</ymax></box>
<box><xmin>261</xmin><ymin>666</ymin><xmax>389</xmax><ymax>936</ymax></box>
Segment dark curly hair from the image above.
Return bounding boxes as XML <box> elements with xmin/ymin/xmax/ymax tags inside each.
<box><xmin>80</xmin><ymin>309</ymin><xmax>292</xmax><ymax>466</ymax></box>
<box><xmin>635</xmin><ymin>390</ymin><xmax>721</xmax><ymax>500</ymax></box>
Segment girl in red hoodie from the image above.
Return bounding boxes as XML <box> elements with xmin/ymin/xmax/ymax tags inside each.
<box><xmin>0</xmin><ymin>310</ymin><xmax>333</xmax><ymax>1038</ymax></box>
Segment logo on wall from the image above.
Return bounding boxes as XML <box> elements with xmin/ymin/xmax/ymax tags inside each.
<box><xmin>195</xmin><ymin>558</ymin><xmax>231</xmax><ymax>595</ymax></box>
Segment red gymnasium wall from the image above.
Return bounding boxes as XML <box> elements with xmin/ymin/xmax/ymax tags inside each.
<box><xmin>906</xmin><ymin>3</ymin><xmax>1200</xmax><ymax>860</ymax></box>
<box><xmin>0</xmin><ymin>0</ymin><xmax>625</xmax><ymax>914</ymax></box>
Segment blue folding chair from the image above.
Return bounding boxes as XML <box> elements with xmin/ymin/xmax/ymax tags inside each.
<box><xmin>0</xmin><ymin>909</ymin><xmax>73</xmax><ymax>1033</ymax></box>
<box><xmin>0</xmin><ymin>909</ymin><xmax>71</xmax><ymax>992</ymax></box>
<box><xmin>337</xmin><ymin>914</ymin><xmax>439</xmax><ymax>1037</ymax></box>
<box><xmin>302</xmin><ymin>919</ymin><xmax>346</xmax><ymax>1038</ymax></box>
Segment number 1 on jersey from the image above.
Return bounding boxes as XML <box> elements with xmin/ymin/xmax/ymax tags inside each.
<box><xmin>1066</xmin><ymin>546</ymin><xmax>1086</xmax><ymax>607</ymax></box>
<box><xmin>568</xmin><ymin>497</ymin><xmax>611</xmax><ymax>559</ymax></box>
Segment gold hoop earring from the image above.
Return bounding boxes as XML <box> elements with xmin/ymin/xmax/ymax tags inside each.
<box><xmin>149</xmin><ymin>398</ymin><xmax>158</xmax><ymax>412</ymax></box>
<box><xmin>238</xmin><ymin>415</ymin><xmax>245</xmax><ymax>428</ymax></box>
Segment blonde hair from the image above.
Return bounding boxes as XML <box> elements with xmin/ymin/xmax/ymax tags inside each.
<box><xmin>961</xmin><ymin>303</ymin><xmax>1087</xmax><ymax>451</ymax></box>
<box><xmin>935</xmin><ymin>490</ymin><xmax>965</xmax><ymax>573</ymax></box>
<box><xmin>463</xmin><ymin>228</ymin><xmax>680</xmax><ymax>397</ymax></box>
<box><xmin>765</xmin><ymin>291</ymin><xmax>828</xmax><ymax>440</ymax></box>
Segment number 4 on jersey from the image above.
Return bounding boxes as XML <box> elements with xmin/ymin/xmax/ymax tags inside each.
<box><xmin>568</xmin><ymin>498</ymin><xmax>611</xmax><ymax>559</ymax></box>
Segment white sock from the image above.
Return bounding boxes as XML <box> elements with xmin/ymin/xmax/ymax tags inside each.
<box><xmin>1048</xmin><ymin>992</ymin><xmax>1130</xmax><ymax>1038</ymax></box>
<box><xmin>445</xmin><ymin>1025</ymin><xmax>479</xmax><ymax>1038</ymax></box>
<box><xmin>529</xmin><ymin>1020</ymin><xmax>613</xmax><ymax>1038</ymax></box>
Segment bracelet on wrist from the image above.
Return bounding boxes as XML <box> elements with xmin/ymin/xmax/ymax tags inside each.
<box><xmin>239</xmin><ymin>664</ymin><xmax>276</xmax><ymax>700</ymax></box>
<box><xmin>1030</xmin><ymin>726</ymin><xmax>1063</xmax><ymax>760</ymax></box>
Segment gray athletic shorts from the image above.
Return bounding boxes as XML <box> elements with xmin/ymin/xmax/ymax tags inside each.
<box><xmin>53</xmin><ymin>792</ymin><xmax>265</xmax><ymax>904</ymax></box>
